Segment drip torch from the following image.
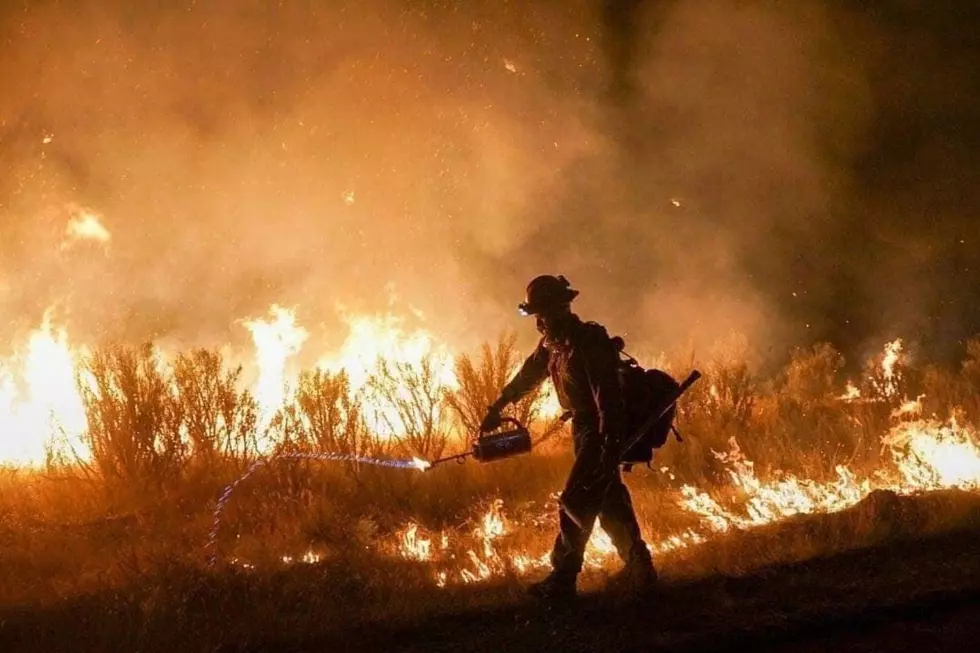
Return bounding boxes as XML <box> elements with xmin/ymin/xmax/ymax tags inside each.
<box><xmin>428</xmin><ymin>417</ymin><xmax>535</xmax><ymax>467</ymax></box>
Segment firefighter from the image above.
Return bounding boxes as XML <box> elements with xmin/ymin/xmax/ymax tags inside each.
<box><xmin>481</xmin><ymin>274</ymin><xmax>657</xmax><ymax>601</ymax></box>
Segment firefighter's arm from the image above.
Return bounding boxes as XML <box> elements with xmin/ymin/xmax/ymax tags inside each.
<box><xmin>497</xmin><ymin>339</ymin><xmax>550</xmax><ymax>408</ymax></box>
<box><xmin>481</xmin><ymin>340</ymin><xmax>549</xmax><ymax>431</ymax></box>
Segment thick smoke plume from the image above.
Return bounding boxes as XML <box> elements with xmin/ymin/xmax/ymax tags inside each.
<box><xmin>1</xmin><ymin>1</ymin><xmax>977</xmax><ymax>369</ymax></box>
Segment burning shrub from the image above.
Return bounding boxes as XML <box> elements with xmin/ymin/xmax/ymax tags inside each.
<box><xmin>780</xmin><ymin>343</ymin><xmax>845</xmax><ymax>405</ymax></box>
<box><xmin>276</xmin><ymin>368</ymin><xmax>375</xmax><ymax>469</ymax></box>
<box><xmin>444</xmin><ymin>331</ymin><xmax>539</xmax><ymax>434</ymax></box>
<box><xmin>365</xmin><ymin>355</ymin><xmax>452</xmax><ymax>460</ymax></box>
<box><xmin>957</xmin><ymin>336</ymin><xmax>980</xmax><ymax>421</ymax></box>
<box><xmin>171</xmin><ymin>349</ymin><xmax>259</xmax><ymax>466</ymax></box>
<box><xmin>662</xmin><ymin>350</ymin><xmax>757</xmax><ymax>485</ymax></box>
<box><xmin>754</xmin><ymin>343</ymin><xmax>860</xmax><ymax>472</ymax></box>
<box><xmin>79</xmin><ymin>345</ymin><xmax>186</xmax><ymax>498</ymax></box>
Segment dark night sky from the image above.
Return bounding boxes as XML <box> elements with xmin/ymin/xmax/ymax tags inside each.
<box><xmin>0</xmin><ymin>0</ymin><xmax>978</xmax><ymax>372</ymax></box>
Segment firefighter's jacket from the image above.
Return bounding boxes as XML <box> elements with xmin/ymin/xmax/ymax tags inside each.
<box><xmin>500</xmin><ymin>316</ymin><xmax>627</xmax><ymax>448</ymax></box>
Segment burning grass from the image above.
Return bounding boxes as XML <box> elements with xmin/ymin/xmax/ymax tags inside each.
<box><xmin>2</xmin><ymin>309</ymin><xmax>980</xmax><ymax>645</ymax></box>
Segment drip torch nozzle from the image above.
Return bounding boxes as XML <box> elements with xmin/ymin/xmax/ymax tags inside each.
<box><xmin>427</xmin><ymin>450</ymin><xmax>475</xmax><ymax>467</ymax></box>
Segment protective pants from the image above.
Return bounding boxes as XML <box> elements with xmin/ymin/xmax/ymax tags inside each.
<box><xmin>550</xmin><ymin>425</ymin><xmax>652</xmax><ymax>579</ymax></box>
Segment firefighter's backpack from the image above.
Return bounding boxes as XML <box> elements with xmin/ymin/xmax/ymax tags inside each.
<box><xmin>612</xmin><ymin>339</ymin><xmax>682</xmax><ymax>465</ymax></box>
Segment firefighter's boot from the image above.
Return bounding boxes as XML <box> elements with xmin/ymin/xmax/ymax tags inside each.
<box><xmin>606</xmin><ymin>557</ymin><xmax>659</xmax><ymax>594</ymax></box>
<box><xmin>527</xmin><ymin>571</ymin><xmax>577</xmax><ymax>602</ymax></box>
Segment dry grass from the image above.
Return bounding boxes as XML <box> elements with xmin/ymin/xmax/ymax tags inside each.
<box><xmin>1</xmin><ymin>333</ymin><xmax>979</xmax><ymax>651</ymax></box>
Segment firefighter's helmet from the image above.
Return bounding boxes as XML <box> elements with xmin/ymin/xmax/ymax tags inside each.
<box><xmin>518</xmin><ymin>275</ymin><xmax>579</xmax><ymax>316</ymax></box>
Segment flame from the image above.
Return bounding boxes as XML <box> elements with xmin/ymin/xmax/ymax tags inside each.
<box><xmin>457</xmin><ymin>499</ymin><xmax>510</xmax><ymax>582</ymax></box>
<box><xmin>583</xmin><ymin>525</ymin><xmax>618</xmax><ymax>567</ymax></box>
<box><xmin>383</xmin><ymin>334</ymin><xmax>980</xmax><ymax>589</ymax></box>
<box><xmin>317</xmin><ymin>311</ymin><xmax>457</xmax><ymax>438</ymax></box>
<box><xmin>281</xmin><ymin>549</ymin><xmax>322</xmax><ymax>565</ymax></box>
<box><xmin>389</xmin><ymin>410</ymin><xmax>980</xmax><ymax>588</ymax></box>
<box><xmin>678</xmin><ymin>442</ymin><xmax>872</xmax><ymax>533</ymax></box>
<box><xmin>318</xmin><ymin>311</ymin><xmax>454</xmax><ymax>391</ymax></box>
<box><xmin>879</xmin><ymin>338</ymin><xmax>904</xmax><ymax>398</ymax></box>
<box><xmin>63</xmin><ymin>207</ymin><xmax>111</xmax><ymax>247</ymax></box>
<box><xmin>0</xmin><ymin>314</ymin><xmax>89</xmax><ymax>466</ymax></box>
<box><xmin>839</xmin><ymin>381</ymin><xmax>861</xmax><ymax>401</ymax></box>
<box><xmin>242</xmin><ymin>305</ymin><xmax>309</xmax><ymax>442</ymax></box>
<box><xmin>891</xmin><ymin>394</ymin><xmax>925</xmax><ymax>419</ymax></box>
<box><xmin>399</xmin><ymin>523</ymin><xmax>433</xmax><ymax>561</ymax></box>
<box><xmin>676</xmin><ymin>416</ymin><xmax>980</xmax><ymax>538</ymax></box>
<box><xmin>2</xmin><ymin>304</ymin><xmax>978</xmax><ymax>592</ymax></box>
<box><xmin>883</xmin><ymin>417</ymin><xmax>980</xmax><ymax>491</ymax></box>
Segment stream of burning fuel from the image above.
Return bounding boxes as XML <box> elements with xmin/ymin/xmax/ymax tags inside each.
<box><xmin>206</xmin><ymin>450</ymin><xmax>429</xmax><ymax>567</ymax></box>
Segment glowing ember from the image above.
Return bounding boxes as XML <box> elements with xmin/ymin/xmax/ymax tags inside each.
<box><xmin>281</xmin><ymin>549</ymin><xmax>322</xmax><ymax>565</ymax></box>
<box><xmin>411</xmin><ymin>457</ymin><xmax>432</xmax><ymax>471</ymax></box>
<box><xmin>63</xmin><ymin>207</ymin><xmax>111</xmax><ymax>247</ymax></box>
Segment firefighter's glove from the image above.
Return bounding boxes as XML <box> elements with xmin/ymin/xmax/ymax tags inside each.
<box><xmin>479</xmin><ymin>405</ymin><xmax>504</xmax><ymax>433</ymax></box>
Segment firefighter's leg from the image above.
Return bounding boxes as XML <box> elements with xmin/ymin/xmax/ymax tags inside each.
<box><xmin>549</xmin><ymin>440</ymin><xmax>606</xmax><ymax>579</ymax></box>
<box><xmin>597</xmin><ymin>475</ymin><xmax>653</xmax><ymax>568</ymax></box>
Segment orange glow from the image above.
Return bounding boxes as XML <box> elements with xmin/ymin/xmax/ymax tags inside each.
<box><xmin>62</xmin><ymin>207</ymin><xmax>111</xmax><ymax>248</ymax></box>
<box><xmin>0</xmin><ymin>313</ymin><xmax>90</xmax><ymax>466</ymax></box>
<box><xmin>243</xmin><ymin>305</ymin><xmax>309</xmax><ymax>445</ymax></box>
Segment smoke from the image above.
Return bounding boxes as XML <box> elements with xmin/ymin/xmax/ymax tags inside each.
<box><xmin>1</xmin><ymin>1</ymin><xmax>977</xmax><ymax>368</ymax></box>
<box><xmin>472</xmin><ymin>0</ymin><xmax>875</xmax><ymax>363</ymax></box>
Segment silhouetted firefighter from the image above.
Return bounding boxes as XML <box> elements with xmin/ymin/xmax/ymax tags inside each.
<box><xmin>481</xmin><ymin>275</ymin><xmax>658</xmax><ymax>601</ymax></box>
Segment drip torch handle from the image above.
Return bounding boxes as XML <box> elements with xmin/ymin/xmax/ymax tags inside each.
<box><xmin>495</xmin><ymin>416</ymin><xmax>523</xmax><ymax>431</ymax></box>
<box><xmin>479</xmin><ymin>415</ymin><xmax>524</xmax><ymax>435</ymax></box>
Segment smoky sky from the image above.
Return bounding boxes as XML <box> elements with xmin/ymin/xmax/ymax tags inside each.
<box><xmin>1</xmin><ymin>0</ymin><xmax>978</xmax><ymax>372</ymax></box>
